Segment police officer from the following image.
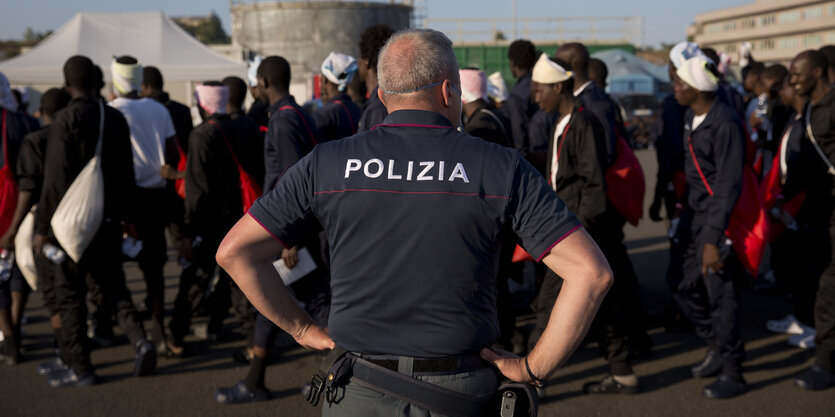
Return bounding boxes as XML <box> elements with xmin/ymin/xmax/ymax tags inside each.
<box><xmin>672</xmin><ymin>55</ymin><xmax>747</xmax><ymax>399</ymax></box>
<box><xmin>217</xmin><ymin>28</ymin><xmax>613</xmax><ymax>416</ymax></box>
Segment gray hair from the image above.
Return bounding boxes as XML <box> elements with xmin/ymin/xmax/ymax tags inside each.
<box><xmin>377</xmin><ymin>29</ymin><xmax>460</xmax><ymax>95</ymax></box>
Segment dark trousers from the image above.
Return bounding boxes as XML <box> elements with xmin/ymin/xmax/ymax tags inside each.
<box><xmin>168</xmin><ymin>232</ymin><xmax>232</xmax><ymax>345</ymax></box>
<box><xmin>531</xmin><ymin>225</ymin><xmax>636</xmax><ymax>376</ymax></box>
<box><xmin>815</xmin><ymin>213</ymin><xmax>835</xmax><ymax>372</ymax></box>
<box><xmin>134</xmin><ymin>187</ymin><xmax>170</xmax><ymax>343</ymax></box>
<box><xmin>771</xmin><ymin>226</ymin><xmax>828</xmax><ymax>326</ymax></box>
<box><xmin>669</xmin><ymin>222</ymin><xmax>744</xmax><ymax>377</ymax></box>
<box><xmin>52</xmin><ymin>220</ymin><xmax>146</xmax><ymax>375</ymax></box>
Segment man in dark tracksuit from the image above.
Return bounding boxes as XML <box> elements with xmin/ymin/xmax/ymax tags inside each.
<box><xmin>167</xmin><ymin>81</ymin><xmax>265</xmax><ymax>355</ymax></box>
<box><xmin>0</xmin><ymin>77</ymin><xmax>39</xmax><ymax>365</ymax></box>
<box><xmin>672</xmin><ymin>55</ymin><xmax>746</xmax><ymax>398</ymax></box>
<box><xmin>0</xmin><ymin>89</ymin><xmax>70</xmax><ymax>369</ymax></box>
<box><xmin>531</xmin><ymin>53</ymin><xmax>639</xmax><ymax>394</ymax></box>
<box><xmin>651</xmin><ymin>93</ymin><xmax>688</xmax><ymax>221</ymax></box>
<box><xmin>357</xmin><ymin>24</ymin><xmax>394</xmax><ymax>132</ymax></box>
<box><xmin>33</xmin><ymin>56</ymin><xmax>156</xmax><ymax>386</ymax></box>
<box><xmin>556</xmin><ymin>42</ymin><xmax>652</xmax><ymax>355</ymax></box>
<box><xmin>767</xmin><ymin>77</ymin><xmax>830</xmax><ymax>346</ymax></box>
<box><xmin>791</xmin><ymin>50</ymin><xmax>835</xmax><ymax>390</ymax></box>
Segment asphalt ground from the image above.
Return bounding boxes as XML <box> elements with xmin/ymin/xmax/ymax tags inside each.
<box><xmin>2</xmin><ymin>149</ymin><xmax>834</xmax><ymax>417</ymax></box>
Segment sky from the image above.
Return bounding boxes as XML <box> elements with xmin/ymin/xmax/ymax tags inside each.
<box><xmin>1</xmin><ymin>0</ymin><xmax>753</xmax><ymax>47</ymax></box>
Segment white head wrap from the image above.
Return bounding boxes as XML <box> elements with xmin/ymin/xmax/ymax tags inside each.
<box><xmin>247</xmin><ymin>55</ymin><xmax>263</xmax><ymax>88</ymax></box>
<box><xmin>321</xmin><ymin>52</ymin><xmax>358</xmax><ymax>92</ymax></box>
<box><xmin>532</xmin><ymin>53</ymin><xmax>573</xmax><ymax>84</ymax></box>
<box><xmin>111</xmin><ymin>58</ymin><xmax>143</xmax><ymax>95</ymax></box>
<box><xmin>676</xmin><ymin>56</ymin><xmax>719</xmax><ymax>92</ymax></box>
<box><xmin>486</xmin><ymin>72</ymin><xmax>509</xmax><ymax>102</ymax></box>
<box><xmin>669</xmin><ymin>42</ymin><xmax>705</xmax><ymax>69</ymax></box>
<box><xmin>459</xmin><ymin>69</ymin><xmax>487</xmax><ymax>104</ymax></box>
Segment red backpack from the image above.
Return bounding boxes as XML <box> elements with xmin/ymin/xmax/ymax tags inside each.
<box><xmin>605</xmin><ymin>133</ymin><xmax>646</xmax><ymax>226</ymax></box>
<box><xmin>760</xmin><ymin>153</ymin><xmax>805</xmax><ymax>242</ymax></box>
<box><xmin>174</xmin><ymin>140</ymin><xmax>187</xmax><ymax>200</ymax></box>
<box><xmin>209</xmin><ymin>121</ymin><xmax>263</xmax><ymax>213</ymax></box>
<box><xmin>0</xmin><ymin>110</ymin><xmax>19</xmax><ymax>237</ymax></box>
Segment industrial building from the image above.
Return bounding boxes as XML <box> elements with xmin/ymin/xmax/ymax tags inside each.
<box><xmin>688</xmin><ymin>0</ymin><xmax>835</xmax><ymax>64</ymax></box>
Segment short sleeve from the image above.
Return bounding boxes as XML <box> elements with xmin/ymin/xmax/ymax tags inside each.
<box><xmin>247</xmin><ymin>153</ymin><xmax>316</xmax><ymax>247</ymax></box>
<box><xmin>507</xmin><ymin>155</ymin><xmax>582</xmax><ymax>261</ymax></box>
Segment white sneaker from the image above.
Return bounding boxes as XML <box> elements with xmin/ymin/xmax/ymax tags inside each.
<box><xmin>788</xmin><ymin>330</ymin><xmax>816</xmax><ymax>349</ymax></box>
<box><xmin>766</xmin><ymin>314</ymin><xmax>807</xmax><ymax>335</ymax></box>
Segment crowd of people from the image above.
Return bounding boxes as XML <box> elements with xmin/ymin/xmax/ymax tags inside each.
<box><xmin>0</xmin><ymin>22</ymin><xmax>833</xmax><ymax>415</ymax></box>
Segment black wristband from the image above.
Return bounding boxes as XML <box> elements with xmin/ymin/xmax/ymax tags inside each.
<box><xmin>524</xmin><ymin>356</ymin><xmax>544</xmax><ymax>388</ymax></box>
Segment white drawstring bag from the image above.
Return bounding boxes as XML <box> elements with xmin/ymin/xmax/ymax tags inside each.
<box><xmin>50</xmin><ymin>100</ymin><xmax>106</xmax><ymax>263</ymax></box>
<box><xmin>13</xmin><ymin>207</ymin><xmax>37</xmax><ymax>291</ymax></box>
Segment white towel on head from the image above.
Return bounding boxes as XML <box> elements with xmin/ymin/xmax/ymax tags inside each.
<box><xmin>459</xmin><ymin>69</ymin><xmax>487</xmax><ymax>104</ymax></box>
<box><xmin>111</xmin><ymin>59</ymin><xmax>143</xmax><ymax>95</ymax></box>
<box><xmin>321</xmin><ymin>52</ymin><xmax>358</xmax><ymax>92</ymax></box>
<box><xmin>487</xmin><ymin>72</ymin><xmax>508</xmax><ymax>102</ymax></box>
<box><xmin>677</xmin><ymin>56</ymin><xmax>719</xmax><ymax>92</ymax></box>
<box><xmin>532</xmin><ymin>53</ymin><xmax>572</xmax><ymax>84</ymax></box>
<box><xmin>669</xmin><ymin>42</ymin><xmax>705</xmax><ymax>69</ymax></box>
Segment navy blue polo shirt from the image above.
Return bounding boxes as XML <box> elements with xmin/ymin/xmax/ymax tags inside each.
<box><xmin>249</xmin><ymin>109</ymin><xmax>580</xmax><ymax>358</ymax></box>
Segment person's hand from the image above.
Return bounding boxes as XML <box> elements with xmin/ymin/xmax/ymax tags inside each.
<box><xmin>649</xmin><ymin>197</ymin><xmax>663</xmax><ymax>222</ymax></box>
<box><xmin>123</xmin><ymin>223</ymin><xmax>137</xmax><ymax>239</ymax></box>
<box><xmin>160</xmin><ymin>164</ymin><xmax>183</xmax><ymax>180</ymax></box>
<box><xmin>750</xmin><ymin>114</ymin><xmax>763</xmax><ymax>130</ymax></box>
<box><xmin>282</xmin><ymin>246</ymin><xmax>299</xmax><ymax>269</ymax></box>
<box><xmin>0</xmin><ymin>229</ymin><xmax>15</xmax><ymax>250</ymax></box>
<box><xmin>180</xmin><ymin>237</ymin><xmax>194</xmax><ymax>263</ymax></box>
<box><xmin>34</xmin><ymin>234</ymin><xmax>48</xmax><ymax>256</ymax></box>
<box><xmin>293</xmin><ymin>323</ymin><xmax>335</xmax><ymax>351</ymax></box>
<box><xmin>701</xmin><ymin>243</ymin><xmax>723</xmax><ymax>277</ymax></box>
<box><xmin>480</xmin><ymin>347</ymin><xmax>535</xmax><ymax>384</ymax></box>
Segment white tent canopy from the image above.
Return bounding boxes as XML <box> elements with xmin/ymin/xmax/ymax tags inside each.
<box><xmin>0</xmin><ymin>11</ymin><xmax>245</xmax><ymax>85</ymax></box>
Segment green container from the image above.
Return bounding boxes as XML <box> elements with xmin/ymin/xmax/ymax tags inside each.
<box><xmin>453</xmin><ymin>43</ymin><xmax>635</xmax><ymax>90</ymax></box>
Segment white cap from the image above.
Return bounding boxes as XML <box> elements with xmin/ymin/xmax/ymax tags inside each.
<box><xmin>486</xmin><ymin>71</ymin><xmax>509</xmax><ymax>102</ymax></box>
<box><xmin>532</xmin><ymin>53</ymin><xmax>573</xmax><ymax>84</ymax></box>
<box><xmin>321</xmin><ymin>52</ymin><xmax>358</xmax><ymax>92</ymax></box>
<box><xmin>676</xmin><ymin>55</ymin><xmax>719</xmax><ymax>92</ymax></box>
<box><xmin>669</xmin><ymin>41</ymin><xmax>705</xmax><ymax>69</ymax></box>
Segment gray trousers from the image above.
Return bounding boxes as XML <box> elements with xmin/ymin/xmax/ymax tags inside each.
<box><xmin>322</xmin><ymin>367</ymin><xmax>498</xmax><ymax>417</ymax></box>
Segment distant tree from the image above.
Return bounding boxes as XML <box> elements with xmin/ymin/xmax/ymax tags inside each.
<box><xmin>176</xmin><ymin>12</ymin><xmax>230</xmax><ymax>44</ymax></box>
<box><xmin>22</xmin><ymin>27</ymin><xmax>52</xmax><ymax>43</ymax></box>
<box><xmin>494</xmin><ymin>30</ymin><xmax>506</xmax><ymax>42</ymax></box>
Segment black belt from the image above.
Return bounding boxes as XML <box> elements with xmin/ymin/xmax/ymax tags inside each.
<box><xmin>357</xmin><ymin>353</ymin><xmax>488</xmax><ymax>375</ymax></box>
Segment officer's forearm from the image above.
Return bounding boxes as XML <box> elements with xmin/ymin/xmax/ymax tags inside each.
<box><xmin>217</xmin><ymin>216</ymin><xmax>314</xmax><ymax>341</ymax></box>
<box><xmin>528</xmin><ymin>229</ymin><xmax>612</xmax><ymax>379</ymax></box>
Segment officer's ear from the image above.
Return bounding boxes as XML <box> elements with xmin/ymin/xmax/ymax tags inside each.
<box><xmin>377</xmin><ymin>87</ymin><xmax>386</xmax><ymax>107</ymax></box>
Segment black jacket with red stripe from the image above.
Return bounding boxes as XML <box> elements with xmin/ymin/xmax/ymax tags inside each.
<box><xmin>682</xmin><ymin>100</ymin><xmax>745</xmax><ymax>246</ymax></box>
<box><xmin>264</xmin><ymin>95</ymin><xmax>319</xmax><ymax>190</ymax></box>
<box><xmin>313</xmin><ymin>93</ymin><xmax>361</xmax><ymax>143</ymax></box>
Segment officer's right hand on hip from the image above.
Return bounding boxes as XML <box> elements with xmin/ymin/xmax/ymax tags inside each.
<box><xmin>294</xmin><ymin>323</ymin><xmax>336</xmax><ymax>351</ymax></box>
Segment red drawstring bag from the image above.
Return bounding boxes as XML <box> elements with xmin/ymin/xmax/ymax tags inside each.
<box><xmin>511</xmin><ymin>245</ymin><xmax>534</xmax><ymax>263</ymax></box>
<box><xmin>209</xmin><ymin>121</ymin><xmax>262</xmax><ymax>213</ymax></box>
<box><xmin>672</xmin><ymin>170</ymin><xmax>687</xmax><ymax>200</ymax></box>
<box><xmin>605</xmin><ymin>134</ymin><xmax>646</xmax><ymax>226</ymax></box>
<box><xmin>726</xmin><ymin>166</ymin><xmax>769</xmax><ymax>276</ymax></box>
<box><xmin>760</xmin><ymin>153</ymin><xmax>806</xmax><ymax>242</ymax></box>
<box><xmin>0</xmin><ymin>110</ymin><xmax>19</xmax><ymax>237</ymax></box>
<box><xmin>175</xmin><ymin>140</ymin><xmax>187</xmax><ymax>200</ymax></box>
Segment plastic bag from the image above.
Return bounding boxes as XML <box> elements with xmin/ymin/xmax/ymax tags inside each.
<box><xmin>13</xmin><ymin>208</ymin><xmax>37</xmax><ymax>291</ymax></box>
<box><xmin>50</xmin><ymin>100</ymin><xmax>106</xmax><ymax>263</ymax></box>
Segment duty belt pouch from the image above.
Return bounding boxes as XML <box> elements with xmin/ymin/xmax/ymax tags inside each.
<box><xmin>302</xmin><ymin>347</ymin><xmax>354</xmax><ymax>406</ymax></box>
<box><xmin>496</xmin><ymin>382</ymin><xmax>539</xmax><ymax>417</ymax></box>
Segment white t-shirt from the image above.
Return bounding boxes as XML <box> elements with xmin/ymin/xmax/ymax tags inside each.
<box><xmin>550</xmin><ymin>113</ymin><xmax>572</xmax><ymax>188</ymax></box>
<box><xmin>692</xmin><ymin>113</ymin><xmax>708</xmax><ymax>131</ymax></box>
<box><xmin>109</xmin><ymin>97</ymin><xmax>176</xmax><ymax>189</ymax></box>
